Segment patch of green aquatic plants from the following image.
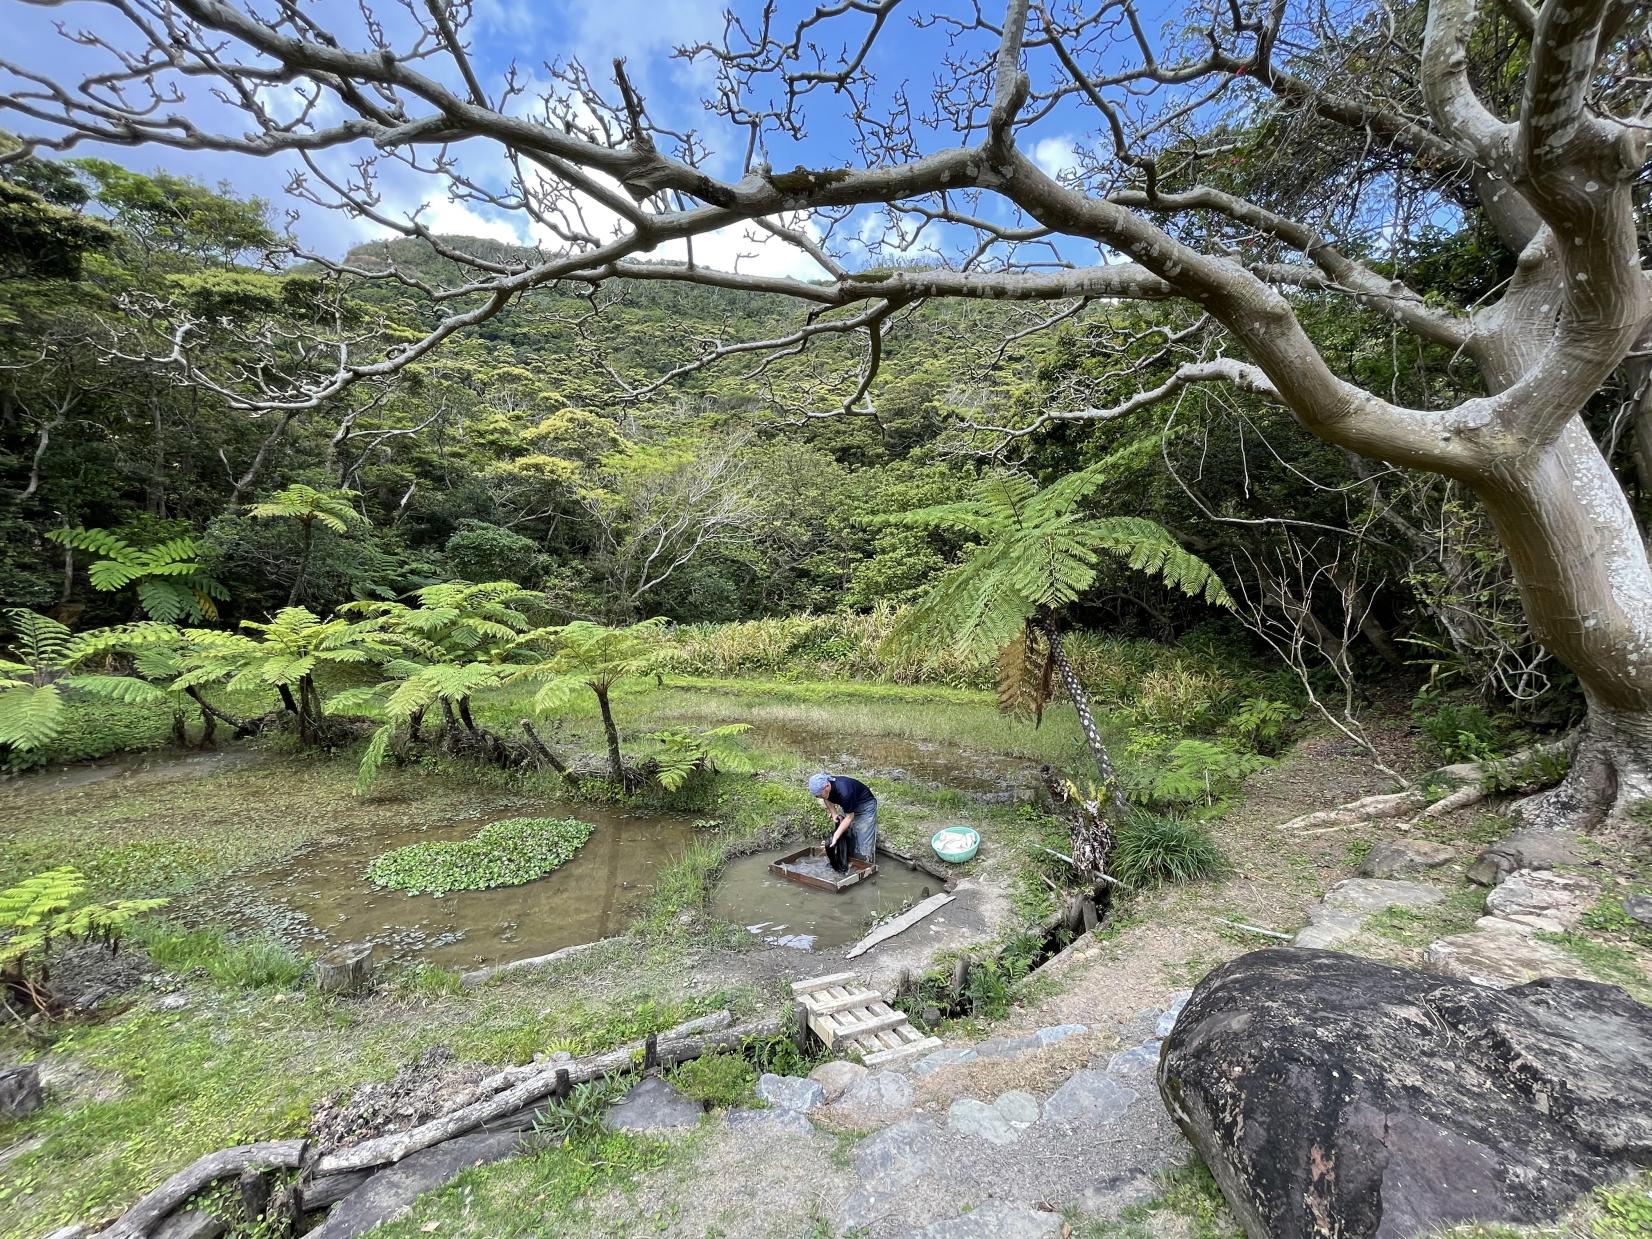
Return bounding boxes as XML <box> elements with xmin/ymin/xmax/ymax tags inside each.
<box><xmin>366</xmin><ymin>816</ymin><xmax>593</xmax><ymax>895</ymax></box>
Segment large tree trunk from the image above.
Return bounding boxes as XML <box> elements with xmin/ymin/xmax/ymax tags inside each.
<box><xmin>1042</xmin><ymin>615</ymin><xmax>1127</xmax><ymax>817</ymax></box>
<box><xmin>1474</xmin><ymin>418</ymin><xmax>1652</xmax><ymax>826</ymax></box>
<box><xmin>593</xmin><ymin>684</ymin><xmax>625</xmax><ymax>785</ymax></box>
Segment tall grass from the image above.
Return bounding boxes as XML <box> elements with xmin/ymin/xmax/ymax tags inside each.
<box><xmin>1109</xmin><ymin>810</ymin><xmax>1228</xmax><ymax>888</ymax></box>
<box><xmin>657</xmin><ymin>607</ymin><xmax>1278</xmax><ymax>722</ymax></box>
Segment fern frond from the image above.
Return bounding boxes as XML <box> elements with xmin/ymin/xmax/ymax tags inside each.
<box><xmin>64</xmin><ymin>674</ymin><xmax>170</xmax><ymax>704</ymax></box>
<box><xmin>355</xmin><ymin>724</ymin><xmax>395</xmax><ymax>794</ymax></box>
<box><xmin>1084</xmin><ymin>517</ymin><xmax>1231</xmax><ymax>607</ymax></box>
<box><xmin>0</xmin><ymin>683</ymin><xmax>66</xmax><ymax>750</ymax></box>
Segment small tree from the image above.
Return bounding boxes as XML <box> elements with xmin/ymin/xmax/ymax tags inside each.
<box><xmin>1</xmin><ymin>866</ymin><xmax>166</xmax><ymax>1018</ymax></box>
<box><xmin>246</xmin><ymin>484</ymin><xmax>365</xmax><ymax>607</ymax></box>
<box><xmin>514</xmin><ymin>619</ymin><xmax>667</xmax><ymax>786</ymax></box>
<box><xmin>218</xmin><ymin>608</ymin><xmax>392</xmax><ymax>744</ymax></box>
<box><xmin>44</xmin><ymin>527</ymin><xmax>226</xmax><ymax>623</ymax></box>
<box><xmin>331</xmin><ymin>581</ymin><xmax>556</xmax><ymax>790</ymax></box>
<box><xmin>882</xmin><ymin>456</ymin><xmax>1228</xmax><ymax>877</ymax></box>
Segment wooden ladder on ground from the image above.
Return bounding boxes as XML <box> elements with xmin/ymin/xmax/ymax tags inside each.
<box><xmin>792</xmin><ymin>971</ymin><xmax>943</xmax><ymax>1067</ymax></box>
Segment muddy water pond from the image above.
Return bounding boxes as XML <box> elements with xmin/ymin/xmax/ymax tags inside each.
<box><xmin>710</xmin><ymin>849</ymin><xmax>941</xmax><ymax>951</ymax></box>
<box><xmin>200</xmin><ymin>804</ymin><xmax>695</xmax><ymax>969</ymax></box>
<box><xmin>743</xmin><ymin>720</ymin><xmax>1032</xmax><ymax>798</ymax></box>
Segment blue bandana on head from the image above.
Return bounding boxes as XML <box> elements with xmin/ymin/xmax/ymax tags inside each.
<box><xmin>807</xmin><ymin>772</ymin><xmax>832</xmax><ymax>797</ymax></box>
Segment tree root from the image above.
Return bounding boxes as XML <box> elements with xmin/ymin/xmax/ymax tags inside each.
<box><xmin>1276</xmin><ymin>737</ymin><xmax>1572</xmax><ymax>833</ymax></box>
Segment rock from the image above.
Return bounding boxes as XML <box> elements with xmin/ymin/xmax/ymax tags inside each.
<box><xmin>908</xmin><ymin>1201</ymin><xmax>1063</xmax><ymax>1237</ymax></box>
<box><xmin>997</xmin><ymin>1089</ymin><xmax>1041</xmax><ymax>1125</ymax></box>
<box><xmin>913</xmin><ymin>1047</ymin><xmax>978</xmax><ymax>1076</ymax></box>
<box><xmin>975</xmin><ymin>1022</ymin><xmax>1089</xmax><ymax>1060</ymax></box>
<box><xmin>1156</xmin><ymin>992</ymin><xmax>1192</xmax><ymax>1039</ymax></box>
<box><xmin>1106</xmin><ymin>1038</ymin><xmax>1163</xmax><ymax>1076</ymax></box>
<box><xmin>0</xmin><ymin>1064</ymin><xmax>42</xmax><ymax>1119</ymax></box>
<box><xmin>836</xmin><ymin>1118</ymin><xmax>947</xmax><ymax>1233</ymax></box>
<box><xmin>1294</xmin><ymin>879</ymin><xmax>1445</xmax><ymax>948</ymax></box>
<box><xmin>755</xmin><ymin>1073</ymin><xmax>824</xmax><ymax>1112</ymax></box>
<box><xmin>809</xmin><ymin>1059</ymin><xmax>868</xmax><ymax>1102</ymax></box>
<box><xmin>605</xmin><ymin>1076</ymin><xmax>703</xmax><ymax>1131</ymax></box>
<box><xmin>307</xmin><ymin>1128</ymin><xmax>523</xmax><ymax>1238</ymax></box>
<box><xmin>725</xmin><ymin>1106</ymin><xmax>814</xmax><ymax>1135</ymax></box>
<box><xmin>1467</xmin><ymin>828</ymin><xmax>1586</xmax><ymax>887</ymax></box>
<box><xmin>156</xmin><ymin>992</ymin><xmax>190</xmax><ymax>1011</ymax></box>
<box><xmin>853</xmin><ymin>1114</ymin><xmax>941</xmax><ymax>1178</ymax></box>
<box><xmin>315</xmin><ymin>943</ymin><xmax>373</xmax><ymax>997</ymax></box>
<box><xmin>1042</xmin><ymin>1069</ymin><xmax>1139</xmax><ymax>1125</ymax></box>
<box><xmin>946</xmin><ymin>1090</ymin><xmax>1041</xmax><ymax>1145</ymax></box>
<box><xmin>1423</xmin><ymin>918</ymin><xmax>1596</xmax><ymax>988</ymax></box>
<box><xmin>1485</xmin><ymin>869</ymin><xmax>1597</xmax><ymax>932</ymax></box>
<box><xmin>1359</xmin><ymin>840</ymin><xmax>1456</xmax><ymax>879</ymax></box>
<box><xmin>836</xmin><ymin>1070</ymin><xmax>914</xmax><ymax>1117</ymax></box>
<box><xmin>1626</xmin><ymin>894</ymin><xmax>1652</xmax><ymax>927</ymax></box>
<box><xmin>1158</xmin><ymin>947</ymin><xmax>1652</xmax><ymax>1239</ymax></box>
<box><xmin>152</xmin><ymin>1210</ymin><xmax>227</xmax><ymax>1239</ymax></box>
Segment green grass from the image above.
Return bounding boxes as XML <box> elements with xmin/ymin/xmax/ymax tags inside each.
<box><xmin>133</xmin><ymin>923</ymin><xmax>311</xmax><ymax>990</ymax></box>
<box><xmin>1361</xmin><ymin>884</ymin><xmax>1486</xmax><ymax>949</ymax></box>
<box><xmin>369</xmin><ymin>1129</ymin><xmax>681</xmax><ymax>1238</ymax></box>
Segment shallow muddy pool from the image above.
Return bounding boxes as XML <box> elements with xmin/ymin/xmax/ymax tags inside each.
<box><xmin>199</xmin><ymin>804</ymin><xmax>695</xmax><ymax>969</ymax></box>
<box><xmin>743</xmin><ymin>720</ymin><xmax>1034</xmax><ymax>797</ymax></box>
<box><xmin>709</xmin><ymin>848</ymin><xmax>941</xmax><ymax>951</ymax></box>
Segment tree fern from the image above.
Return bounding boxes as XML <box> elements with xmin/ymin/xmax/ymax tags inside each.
<box><xmin>247</xmin><ymin>483</ymin><xmax>364</xmax><ymax>533</ymax></box>
<box><xmin>45</xmin><ymin>527</ymin><xmax>225</xmax><ymax>622</ymax></box>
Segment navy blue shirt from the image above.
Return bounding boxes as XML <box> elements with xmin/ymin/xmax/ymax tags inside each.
<box><xmin>825</xmin><ymin>775</ymin><xmax>876</xmax><ymax>815</ymax></box>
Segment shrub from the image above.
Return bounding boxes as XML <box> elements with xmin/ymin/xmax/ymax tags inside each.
<box><xmin>2</xmin><ymin>697</ymin><xmax>174</xmax><ymax>772</ymax></box>
<box><xmin>669</xmin><ymin>1050</ymin><xmax>755</xmax><ymax>1108</ymax></box>
<box><xmin>1413</xmin><ymin>698</ymin><xmax>1504</xmax><ymax>762</ymax></box>
<box><xmin>444</xmin><ymin>520</ymin><xmax>547</xmax><ymax>585</ymax></box>
<box><xmin>367</xmin><ymin>816</ymin><xmax>594</xmax><ymax>894</ymax></box>
<box><xmin>526</xmin><ymin>1075</ymin><xmax>631</xmax><ymax>1149</ymax></box>
<box><xmin>1224</xmin><ymin>697</ymin><xmax>1298</xmax><ymax>755</ymax></box>
<box><xmin>1124</xmin><ymin>739</ymin><xmax>1269</xmax><ymax>808</ymax></box>
<box><xmin>1110</xmin><ymin>810</ymin><xmax>1227</xmax><ymax>888</ymax></box>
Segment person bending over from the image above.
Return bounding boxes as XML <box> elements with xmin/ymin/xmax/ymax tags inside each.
<box><xmin>807</xmin><ymin>771</ymin><xmax>878</xmax><ymax>868</ymax></box>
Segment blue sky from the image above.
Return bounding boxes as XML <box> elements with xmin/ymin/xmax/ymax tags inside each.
<box><xmin>5</xmin><ymin>0</ymin><xmax>1153</xmax><ymax>274</ymax></box>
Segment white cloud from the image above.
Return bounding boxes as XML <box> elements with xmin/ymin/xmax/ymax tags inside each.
<box><xmin>1032</xmin><ymin>135</ymin><xmax>1080</xmax><ymax>179</ymax></box>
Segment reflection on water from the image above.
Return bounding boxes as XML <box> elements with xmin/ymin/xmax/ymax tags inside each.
<box><xmin>742</xmin><ymin>720</ymin><xmax>1028</xmax><ymax>796</ymax></box>
<box><xmin>710</xmin><ymin>848</ymin><xmax>939</xmax><ymax>951</ymax></box>
<box><xmin>199</xmin><ymin>804</ymin><xmax>695</xmax><ymax>968</ymax></box>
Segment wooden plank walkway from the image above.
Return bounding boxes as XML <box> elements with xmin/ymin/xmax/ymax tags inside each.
<box><xmin>792</xmin><ymin>972</ymin><xmax>942</xmax><ymax>1067</ymax></box>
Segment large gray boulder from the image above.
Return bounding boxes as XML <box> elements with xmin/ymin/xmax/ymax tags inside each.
<box><xmin>1159</xmin><ymin>947</ymin><xmax>1652</xmax><ymax>1239</ymax></box>
<box><xmin>1467</xmin><ymin>828</ymin><xmax>1585</xmax><ymax>886</ymax></box>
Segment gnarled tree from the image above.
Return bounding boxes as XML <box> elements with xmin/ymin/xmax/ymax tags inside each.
<box><xmin>2</xmin><ymin>0</ymin><xmax>1649</xmax><ymax>824</ymax></box>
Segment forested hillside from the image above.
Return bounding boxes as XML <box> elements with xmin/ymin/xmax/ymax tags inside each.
<box><xmin>2</xmin><ymin>142</ymin><xmax>1608</xmax><ymax>743</ymax></box>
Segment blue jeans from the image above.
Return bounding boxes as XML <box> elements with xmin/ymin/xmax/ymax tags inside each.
<box><xmin>848</xmin><ymin>803</ymin><xmax>878</xmax><ymax>862</ymax></box>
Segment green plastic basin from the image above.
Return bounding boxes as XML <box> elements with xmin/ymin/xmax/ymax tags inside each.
<box><xmin>931</xmin><ymin>826</ymin><xmax>980</xmax><ymax>864</ymax></box>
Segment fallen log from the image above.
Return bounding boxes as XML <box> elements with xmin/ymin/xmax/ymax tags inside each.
<box><xmin>102</xmin><ymin>1140</ymin><xmax>306</xmax><ymax>1239</ymax></box>
<box><xmin>459</xmin><ymin>938</ymin><xmax>615</xmax><ymax>988</ymax></box>
<box><xmin>844</xmin><ymin>893</ymin><xmax>955</xmax><ymax>959</ymax></box>
<box><xmin>313</xmin><ymin>1014</ymin><xmax>776</xmax><ymax>1175</ymax></box>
